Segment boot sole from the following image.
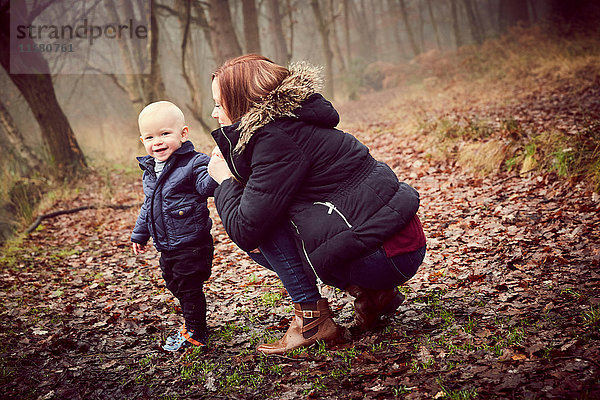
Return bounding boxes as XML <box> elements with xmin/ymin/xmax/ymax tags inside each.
<box><xmin>257</xmin><ymin>325</ymin><xmax>349</xmax><ymax>355</ymax></box>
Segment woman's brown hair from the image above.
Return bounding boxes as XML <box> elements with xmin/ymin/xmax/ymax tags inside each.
<box><xmin>212</xmin><ymin>54</ymin><xmax>290</xmax><ymax>124</ymax></box>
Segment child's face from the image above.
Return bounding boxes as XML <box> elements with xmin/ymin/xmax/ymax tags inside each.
<box><xmin>139</xmin><ymin>110</ymin><xmax>188</xmax><ymax>162</ymax></box>
<box><xmin>211</xmin><ymin>78</ymin><xmax>232</xmax><ymax>126</ymax></box>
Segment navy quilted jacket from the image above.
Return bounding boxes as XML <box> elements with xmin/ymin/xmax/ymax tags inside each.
<box><xmin>131</xmin><ymin>141</ymin><xmax>218</xmax><ymax>251</ymax></box>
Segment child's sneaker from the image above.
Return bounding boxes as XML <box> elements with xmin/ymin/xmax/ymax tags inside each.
<box><xmin>162</xmin><ymin>325</ymin><xmax>207</xmax><ymax>352</ymax></box>
<box><xmin>163</xmin><ymin>328</ymin><xmax>185</xmax><ymax>348</ymax></box>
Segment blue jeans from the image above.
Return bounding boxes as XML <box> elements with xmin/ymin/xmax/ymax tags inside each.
<box><xmin>248</xmin><ymin>223</ymin><xmax>322</xmax><ymax>303</ymax></box>
<box><xmin>248</xmin><ymin>223</ymin><xmax>425</xmax><ymax>301</ymax></box>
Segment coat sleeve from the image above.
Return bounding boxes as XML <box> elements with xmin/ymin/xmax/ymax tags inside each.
<box><xmin>214</xmin><ymin>130</ymin><xmax>309</xmax><ymax>251</ymax></box>
<box><xmin>193</xmin><ymin>153</ymin><xmax>219</xmax><ymax>197</ymax></box>
<box><xmin>131</xmin><ymin>200</ymin><xmax>150</xmax><ymax>245</ymax></box>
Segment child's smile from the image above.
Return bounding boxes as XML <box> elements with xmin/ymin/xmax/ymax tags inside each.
<box><xmin>153</xmin><ymin>144</ymin><xmax>169</xmax><ymax>157</ymax></box>
<box><xmin>138</xmin><ymin>107</ymin><xmax>189</xmax><ymax>162</ymax></box>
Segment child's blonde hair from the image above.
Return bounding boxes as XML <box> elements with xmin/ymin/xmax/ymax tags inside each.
<box><xmin>138</xmin><ymin>101</ymin><xmax>185</xmax><ymax>128</ymax></box>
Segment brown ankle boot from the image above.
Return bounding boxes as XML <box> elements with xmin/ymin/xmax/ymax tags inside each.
<box><xmin>257</xmin><ymin>298</ymin><xmax>344</xmax><ymax>355</ymax></box>
<box><xmin>346</xmin><ymin>285</ymin><xmax>405</xmax><ymax>331</ymax></box>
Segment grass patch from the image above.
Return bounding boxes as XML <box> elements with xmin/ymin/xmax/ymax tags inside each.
<box><xmin>437</xmin><ymin>380</ymin><xmax>479</xmax><ymax>400</ymax></box>
<box><xmin>0</xmin><ymin>237</ymin><xmax>41</xmax><ymax>271</ymax></box>
<box><xmin>181</xmin><ymin>359</ymin><xmax>215</xmax><ymax>382</ymax></box>
<box><xmin>213</xmin><ymin>322</ymin><xmax>248</xmax><ymax>342</ymax></box>
<box><xmin>582</xmin><ymin>306</ymin><xmax>600</xmax><ymax>331</ymax></box>
<box><xmin>0</xmin><ymin>164</ymin><xmax>141</xmax><ymax>245</ymax></box>
<box><xmin>260</xmin><ymin>292</ymin><xmax>283</xmax><ymax>307</ymax></box>
<box><xmin>401</xmin><ymin>25</ymin><xmax>600</xmax><ymax>190</ymax></box>
<box><xmin>409</xmin><ymin>289</ymin><xmax>534</xmax><ymax>368</ymax></box>
<box><xmin>422</xmin><ymin>116</ymin><xmax>600</xmax><ymax>186</ymax></box>
<box><xmin>457</xmin><ymin>139</ymin><xmax>511</xmax><ymax>174</ymax></box>
<box><xmin>249</xmin><ymin>330</ymin><xmax>278</xmax><ymax>347</ymax></box>
<box><xmin>302</xmin><ymin>376</ymin><xmax>327</xmax><ymax>396</ymax></box>
<box><xmin>335</xmin><ymin>346</ymin><xmax>359</xmax><ymax>367</ymax></box>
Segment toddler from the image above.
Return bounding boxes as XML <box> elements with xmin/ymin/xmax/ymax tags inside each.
<box><xmin>131</xmin><ymin>101</ymin><xmax>218</xmax><ymax>351</ymax></box>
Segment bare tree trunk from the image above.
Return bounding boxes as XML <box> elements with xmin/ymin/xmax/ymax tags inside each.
<box><xmin>0</xmin><ymin>4</ymin><xmax>86</xmax><ymax>179</ymax></box>
<box><xmin>106</xmin><ymin>0</ymin><xmax>165</xmax><ymax>113</ymax></box>
<box><xmin>2</xmin><ymin>72</ymin><xmax>87</xmax><ymax>177</ymax></box>
<box><xmin>105</xmin><ymin>0</ymin><xmax>144</xmax><ymax>111</ymax></box>
<box><xmin>398</xmin><ymin>0</ymin><xmax>420</xmax><ymax>57</ymax></box>
<box><xmin>499</xmin><ymin>0</ymin><xmax>530</xmax><ymax>31</ymax></box>
<box><xmin>347</xmin><ymin>0</ymin><xmax>371</xmax><ymax>61</ymax></box>
<box><xmin>266</xmin><ymin>0</ymin><xmax>290</xmax><ymax>65</ymax></box>
<box><xmin>472</xmin><ymin>0</ymin><xmax>485</xmax><ymax>38</ymax></box>
<box><xmin>418</xmin><ymin>0</ymin><xmax>425</xmax><ymax>52</ymax></box>
<box><xmin>208</xmin><ymin>0</ymin><xmax>242</xmax><ymax>65</ymax></box>
<box><xmin>388</xmin><ymin>0</ymin><xmax>408</xmax><ymax>58</ymax></box>
<box><xmin>157</xmin><ymin>1</ymin><xmax>213</xmax><ymax>54</ymax></box>
<box><xmin>368</xmin><ymin>0</ymin><xmax>380</xmax><ymax>61</ymax></box>
<box><xmin>487</xmin><ymin>0</ymin><xmax>499</xmax><ymax>34</ymax></box>
<box><xmin>285</xmin><ymin>0</ymin><xmax>295</xmax><ymax>61</ymax></box>
<box><xmin>343</xmin><ymin>0</ymin><xmax>351</xmax><ymax>62</ymax></box>
<box><xmin>528</xmin><ymin>0</ymin><xmax>538</xmax><ymax>23</ymax></box>
<box><xmin>242</xmin><ymin>0</ymin><xmax>261</xmax><ymax>54</ymax></box>
<box><xmin>329</xmin><ymin>0</ymin><xmax>346</xmax><ymax>73</ymax></box>
<box><xmin>463</xmin><ymin>0</ymin><xmax>483</xmax><ymax>44</ymax></box>
<box><xmin>178</xmin><ymin>0</ymin><xmax>212</xmax><ymax>133</ymax></box>
<box><xmin>426</xmin><ymin>0</ymin><xmax>442</xmax><ymax>50</ymax></box>
<box><xmin>192</xmin><ymin>3</ymin><xmax>214</xmax><ymax>57</ymax></box>
<box><xmin>0</xmin><ymin>100</ymin><xmax>42</xmax><ymax>169</ymax></box>
<box><xmin>310</xmin><ymin>0</ymin><xmax>334</xmax><ymax>99</ymax></box>
<box><xmin>450</xmin><ymin>0</ymin><xmax>463</xmax><ymax>48</ymax></box>
<box><xmin>144</xmin><ymin>0</ymin><xmax>166</xmax><ymax>103</ymax></box>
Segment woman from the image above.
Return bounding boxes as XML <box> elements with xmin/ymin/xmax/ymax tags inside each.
<box><xmin>208</xmin><ymin>54</ymin><xmax>426</xmax><ymax>355</ymax></box>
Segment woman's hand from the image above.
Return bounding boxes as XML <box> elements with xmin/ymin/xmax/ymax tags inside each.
<box><xmin>208</xmin><ymin>146</ymin><xmax>233</xmax><ymax>184</ymax></box>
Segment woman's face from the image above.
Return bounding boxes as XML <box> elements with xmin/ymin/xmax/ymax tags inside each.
<box><xmin>211</xmin><ymin>78</ymin><xmax>233</xmax><ymax>126</ymax></box>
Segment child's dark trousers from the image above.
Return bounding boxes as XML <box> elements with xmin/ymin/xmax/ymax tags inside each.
<box><xmin>159</xmin><ymin>243</ymin><xmax>213</xmax><ymax>333</ymax></box>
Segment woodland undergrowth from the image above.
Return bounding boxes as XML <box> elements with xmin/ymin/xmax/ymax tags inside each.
<box><xmin>1</xmin><ymin>24</ymin><xmax>599</xmax><ymax>400</ymax></box>
<box><xmin>347</xmin><ymin>23</ymin><xmax>600</xmax><ymax>192</ymax></box>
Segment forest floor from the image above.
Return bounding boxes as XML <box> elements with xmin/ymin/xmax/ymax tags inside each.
<box><xmin>1</xmin><ymin>64</ymin><xmax>600</xmax><ymax>399</ymax></box>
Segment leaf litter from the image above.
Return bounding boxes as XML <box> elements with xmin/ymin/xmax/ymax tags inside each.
<box><xmin>1</xmin><ymin>87</ymin><xmax>600</xmax><ymax>399</ymax></box>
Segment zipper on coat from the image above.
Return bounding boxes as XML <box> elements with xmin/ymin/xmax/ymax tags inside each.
<box><xmin>290</xmin><ymin>220</ymin><xmax>323</xmax><ymax>285</ymax></box>
<box><xmin>313</xmin><ymin>201</ymin><xmax>353</xmax><ymax>228</ymax></box>
<box><xmin>221</xmin><ymin>128</ymin><xmax>243</xmax><ymax>182</ymax></box>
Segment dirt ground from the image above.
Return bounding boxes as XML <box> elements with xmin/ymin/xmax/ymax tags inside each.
<box><xmin>1</xmin><ymin>85</ymin><xmax>599</xmax><ymax>399</ymax></box>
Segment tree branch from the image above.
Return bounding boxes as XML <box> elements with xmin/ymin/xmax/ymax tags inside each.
<box><xmin>25</xmin><ymin>204</ymin><xmax>140</xmax><ymax>234</ymax></box>
<box><xmin>156</xmin><ymin>3</ymin><xmax>209</xmax><ymax>27</ymax></box>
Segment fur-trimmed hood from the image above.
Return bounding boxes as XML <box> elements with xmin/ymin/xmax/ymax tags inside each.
<box><xmin>234</xmin><ymin>62</ymin><xmax>339</xmax><ymax>153</ymax></box>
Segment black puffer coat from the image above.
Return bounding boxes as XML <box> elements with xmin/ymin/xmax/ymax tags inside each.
<box><xmin>211</xmin><ymin>63</ymin><xmax>420</xmax><ymax>287</ymax></box>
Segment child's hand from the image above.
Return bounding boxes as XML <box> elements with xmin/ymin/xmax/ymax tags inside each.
<box><xmin>208</xmin><ymin>146</ymin><xmax>233</xmax><ymax>184</ymax></box>
<box><xmin>132</xmin><ymin>242</ymin><xmax>145</xmax><ymax>255</ymax></box>
<box><xmin>211</xmin><ymin>146</ymin><xmax>224</xmax><ymax>160</ymax></box>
